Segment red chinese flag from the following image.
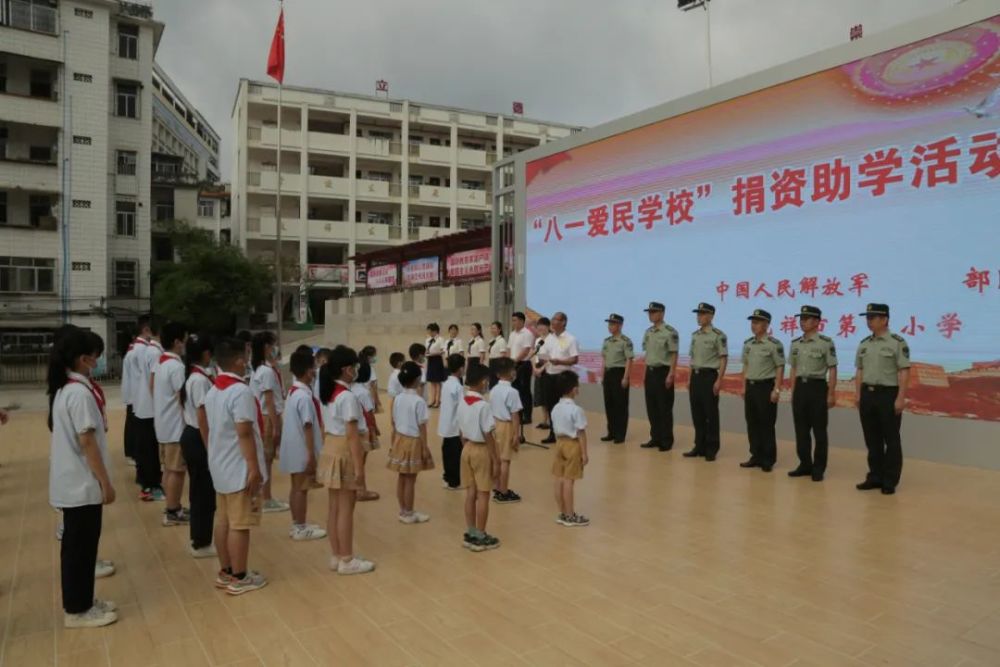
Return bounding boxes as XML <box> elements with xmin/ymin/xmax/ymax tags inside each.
<box><xmin>266</xmin><ymin>8</ymin><xmax>285</xmax><ymax>83</ymax></box>
<box><xmin>512</xmin><ymin>101</ymin><xmax>524</xmax><ymax>115</ymax></box>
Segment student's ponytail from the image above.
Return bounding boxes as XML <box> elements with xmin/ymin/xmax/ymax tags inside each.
<box><xmin>181</xmin><ymin>333</ymin><xmax>214</xmax><ymax>407</ymax></box>
<box><xmin>250</xmin><ymin>331</ymin><xmax>273</xmax><ymax>371</ymax></box>
<box><xmin>46</xmin><ymin>326</ymin><xmax>101</xmax><ymax>431</ymax></box>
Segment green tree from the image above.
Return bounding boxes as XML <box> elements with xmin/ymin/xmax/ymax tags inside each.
<box><xmin>152</xmin><ymin>222</ymin><xmax>272</xmax><ymax>334</ymax></box>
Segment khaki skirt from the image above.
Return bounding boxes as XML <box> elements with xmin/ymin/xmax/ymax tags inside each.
<box><xmin>317</xmin><ymin>434</ymin><xmax>360</xmax><ymax>490</ymax></box>
<box><xmin>386</xmin><ymin>433</ymin><xmax>435</xmax><ymax>474</ymax></box>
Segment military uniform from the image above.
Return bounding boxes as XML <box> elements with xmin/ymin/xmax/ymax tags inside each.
<box><xmin>641</xmin><ymin>302</ymin><xmax>679</xmax><ymax>451</ymax></box>
<box><xmin>686</xmin><ymin>303</ymin><xmax>728</xmax><ymax>460</ymax></box>
<box><xmin>789</xmin><ymin>305</ymin><xmax>836</xmax><ymax>479</ymax></box>
<box><xmin>601</xmin><ymin>313</ymin><xmax>634</xmax><ymax>443</ymax></box>
<box><xmin>855</xmin><ymin>303</ymin><xmax>910</xmax><ymax>493</ymax></box>
<box><xmin>740</xmin><ymin>309</ymin><xmax>785</xmax><ymax>471</ymax></box>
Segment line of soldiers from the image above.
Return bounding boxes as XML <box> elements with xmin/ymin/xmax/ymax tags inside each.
<box><xmin>601</xmin><ymin>302</ymin><xmax>911</xmax><ymax>494</ymax></box>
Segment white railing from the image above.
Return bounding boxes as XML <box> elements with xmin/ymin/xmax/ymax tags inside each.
<box><xmin>4</xmin><ymin>0</ymin><xmax>58</xmax><ymax>35</ymax></box>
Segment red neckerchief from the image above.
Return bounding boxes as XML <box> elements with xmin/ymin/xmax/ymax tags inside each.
<box><xmin>215</xmin><ymin>373</ymin><xmax>264</xmax><ymax>435</ymax></box>
<box><xmin>68</xmin><ymin>376</ymin><xmax>107</xmax><ymax>431</ymax></box>
<box><xmin>190</xmin><ymin>365</ymin><xmax>212</xmax><ymax>380</ymax></box>
<box><xmin>159</xmin><ymin>351</ymin><xmax>180</xmax><ymax>365</ymax></box>
<box><xmin>288</xmin><ymin>384</ymin><xmax>325</xmax><ymax>431</ymax></box>
<box><xmin>463</xmin><ymin>395</ymin><xmax>483</xmax><ymax>406</ymax></box>
<box><xmin>270</xmin><ymin>362</ymin><xmax>284</xmax><ymax>395</ymax></box>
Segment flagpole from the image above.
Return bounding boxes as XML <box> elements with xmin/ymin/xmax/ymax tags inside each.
<box><xmin>275</xmin><ymin>0</ymin><xmax>284</xmax><ymax>348</ymax></box>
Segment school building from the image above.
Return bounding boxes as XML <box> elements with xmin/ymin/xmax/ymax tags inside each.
<box><xmin>229</xmin><ymin>80</ymin><xmax>582</xmax><ymax>322</ymax></box>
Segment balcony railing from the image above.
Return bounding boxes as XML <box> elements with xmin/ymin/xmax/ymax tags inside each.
<box><xmin>3</xmin><ymin>0</ymin><xmax>58</xmax><ymax>35</ymax></box>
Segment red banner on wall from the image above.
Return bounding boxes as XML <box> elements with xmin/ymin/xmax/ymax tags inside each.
<box><xmin>446</xmin><ymin>248</ymin><xmax>491</xmax><ymax>279</ymax></box>
<box><xmin>366</xmin><ymin>264</ymin><xmax>397</xmax><ymax>290</ymax></box>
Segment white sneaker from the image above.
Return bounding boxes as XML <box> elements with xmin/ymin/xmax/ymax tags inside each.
<box><xmin>398</xmin><ymin>512</ymin><xmax>418</xmax><ymax>524</ymax></box>
<box><xmin>337</xmin><ymin>557</ymin><xmax>375</xmax><ymax>576</ymax></box>
<box><xmin>65</xmin><ymin>605</ymin><xmax>118</xmax><ymax>628</ymax></box>
<box><xmin>94</xmin><ymin>560</ymin><xmax>115</xmax><ymax>579</ymax></box>
<box><xmin>162</xmin><ymin>508</ymin><xmax>190</xmax><ymax>526</ymax></box>
<box><xmin>411</xmin><ymin>511</ymin><xmax>430</xmax><ymax>523</ymax></box>
<box><xmin>262</xmin><ymin>498</ymin><xmax>290</xmax><ymax>513</ymax></box>
<box><xmin>225</xmin><ymin>571</ymin><xmax>267</xmax><ymax>596</ymax></box>
<box><xmin>189</xmin><ymin>544</ymin><xmax>217</xmax><ymax>559</ymax></box>
<box><xmin>289</xmin><ymin>524</ymin><xmax>327</xmax><ymax>541</ymax></box>
<box><xmin>94</xmin><ymin>598</ymin><xmax>117</xmax><ymax>613</ymax></box>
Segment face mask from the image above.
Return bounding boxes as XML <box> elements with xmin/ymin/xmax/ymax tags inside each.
<box><xmin>271</xmin><ymin>346</ymin><xmax>280</xmax><ymax>359</ymax></box>
<box><xmin>370</xmin><ymin>356</ymin><xmax>378</xmax><ymax>364</ymax></box>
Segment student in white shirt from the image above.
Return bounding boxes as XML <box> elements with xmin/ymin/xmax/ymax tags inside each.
<box><xmin>205</xmin><ymin>337</ymin><xmax>268</xmax><ymax>596</ymax></box>
<box><xmin>134</xmin><ymin>322</ymin><xmax>164</xmax><ymax>501</ymax></box>
<box><xmin>179</xmin><ymin>333</ymin><xmax>217</xmax><ymax>558</ymax></box>
<box><xmin>408</xmin><ymin>342</ymin><xmax>427</xmax><ymax>401</ymax></box>
<box><xmin>154</xmin><ymin>322</ymin><xmax>190</xmax><ymax>527</ymax></box>
<box><xmin>530</xmin><ymin>317</ymin><xmax>552</xmax><ymax>432</ymax></box>
<box><xmin>457</xmin><ymin>364</ymin><xmax>501</xmax><ymax>552</ymax></box>
<box><xmin>508</xmin><ymin>311</ymin><xmax>536</xmax><ymax>437</ymax></box>
<box><xmin>488</xmin><ymin>358</ymin><xmax>524</xmax><ymax>504</ymax></box>
<box><xmin>425</xmin><ymin>323</ymin><xmax>447</xmax><ymax>408</ymax></box>
<box><xmin>487</xmin><ymin>321</ymin><xmax>509</xmax><ymax>389</ymax></box>
<box><xmin>359</xmin><ymin>345</ymin><xmax>383</xmax><ymax>413</ymax></box>
<box><xmin>313</xmin><ymin>347</ymin><xmax>332</xmax><ymax>398</ymax></box>
<box><xmin>388</xmin><ymin>362</ymin><xmax>434</xmax><ymax>524</ymax></box>
<box><xmin>47</xmin><ymin>327</ymin><xmax>118</xmax><ymax>628</ymax></box>
<box><xmin>120</xmin><ymin>316</ymin><xmax>151</xmax><ymax>467</ymax></box>
<box><xmin>351</xmin><ymin>363</ymin><xmax>381</xmax><ymax>502</ymax></box>
<box><xmin>444</xmin><ymin>324</ymin><xmax>464</xmax><ymax>360</ymax></box>
<box><xmin>250</xmin><ymin>331</ymin><xmax>288</xmax><ymax>513</ymax></box>
<box><xmin>280</xmin><ymin>349</ymin><xmax>328</xmax><ymax>542</ymax></box>
<box><xmin>317</xmin><ymin>346</ymin><xmax>375</xmax><ymax>576</ymax></box>
<box><xmin>551</xmin><ymin>372</ymin><xmax>590</xmax><ymax>527</ymax></box>
<box><xmin>540</xmin><ymin>312</ymin><xmax>580</xmax><ymax>445</ymax></box>
<box><xmin>438</xmin><ymin>354</ymin><xmax>466</xmax><ymax>490</ymax></box>
<box><xmin>467</xmin><ymin>322</ymin><xmax>486</xmax><ymax>376</ymax></box>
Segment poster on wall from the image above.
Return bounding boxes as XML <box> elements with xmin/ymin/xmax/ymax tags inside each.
<box><xmin>525</xmin><ymin>16</ymin><xmax>1000</xmax><ymax>420</ymax></box>
<box><xmin>366</xmin><ymin>264</ymin><xmax>397</xmax><ymax>290</ymax></box>
<box><xmin>402</xmin><ymin>257</ymin><xmax>440</xmax><ymax>287</ymax></box>
<box><xmin>446</xmin><ymin>248</ymin><xmax>491</xmax><ymax>279</ymax></box>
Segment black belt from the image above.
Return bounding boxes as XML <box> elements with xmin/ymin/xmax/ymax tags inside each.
<box><xmin>746</xmin><ymin>379</ymin><xmax>775</xmax><ymax>385</ymax></box>
<box><xmin>862</xmin><ymin>383</ymin><xmax>897</xmax><ymax>392</ymax></box>
<box><xmin>691</xmin><ymin>368</ymin><xmax>718</xmax><ymax>375</ymax></box>
<box><xmin>795</xmin><ymin>377</ymin><xmax>827</xmax><ymax>384</ymax></box>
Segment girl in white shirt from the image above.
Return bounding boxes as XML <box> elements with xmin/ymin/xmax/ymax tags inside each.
<box><xmin>317</xmin><ymin>346</ymin><xmax>375</xmax><ymax>576</ymax></box>
<box><xmin>387</xmin><ymin>362</ymin><xmax>434</xmax><ymax>524</ymax></box>
<box><xmin>444</xmin><ymin>324</ymin><xmax>464</xmax><ymax>360</ymax></box>
<box><xmin>179</xmin><ymin>333</ymin><xmax>217</xmax><ymax>558</ymax></box>
<box><xmin>250</xmin><ymin>331</ymin><xmax>288</xmax><ymax>513</ymax></box>
<box><xmin>359</xmin><ymin>345</ymin><xmax>382</xmax><ymax>413</ymax></box>
<box><xmin>47</xmin><ymin>327</ymin><xmax>118</xmax><ymax>629</ymax></box>
<box><xmin>351</xmin><ymin>363</ymin><xmax>381</xmax><ymax>502</ymax></box>
<box><xmin>487</xmin><ymin>321</ymin><xmax>509</xmax><ymax>389</ymax></box>
<box><xmin>467</xmin><ymin>322</ymin><xmax>486</xmax><ymax>376</ymax></box>
<box><xmin>424</xmin><ymin>323</ymin><xmax>446</xmax><ymax>408</ymax></box>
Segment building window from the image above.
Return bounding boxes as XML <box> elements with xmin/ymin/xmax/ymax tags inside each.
<box><xmin>407</xmin><ymin>215</ymin><xmax>422</xmax><ymax>227</ymax></box>
<box><xmin>118</xmin><ymin>24</ymin><xmax>139</xmax><ymax>60</ymax></box>
<box><xmin>0</xmin><ymin>191</ymin><xmax>6</xmax><ymax>224</ymax></box>
<box><xmin>367</xmin><ymin>171</ymin><xmax>392</xmax><ymax>182</ymax></box>
<box><xmin>115</xmin><ymin>200</ymin><xmax>137</xmax><ymax>237</ymax></box>
<box><xmin>113</xmin><ymin>260</ymin><xmax>138</xmax><ymax>296</ymax></box>
<box><xmin>198</xmin><ymin>199</ymin><xmax>214</xmax><ymax>217</ymax></box>
<box><xmin>75</xmin><ymin>8</ymin><xmax>93</xmax><ymax>18</ymax></box>
<box><xmin>29</xmin><ymin>145</ymin><xmax>53</xmax><ymax>162</ymax></box>
<box><xmin>461</xmin><ymin>180</ymin><xmax>483</xmax><ymax>190</ymax></box>
<box><xmin>0</xmin><ymin>257</ymin><xmax>56</xmax><ymax>294</ymax></box>
<box><xmin>117</xmin><ymin>150</ymin><xmax>137</xmax><ymax>175</ymax></box>
<box><xmin>366</xmin><ymin>212</ymin><xmax>391</xmax><ymax>225</ymax></box>
<box><xmin>30</xmin><ymin>70</ymin><xmax>53</xmax><ymax>99</ymax></box>
<box><xmin>73</xmin><ymin>72</ymin><xmax>93</xmax><ymax>83</ymax></box>
<box><xmin>115</xmin><ymin>82</ymin><xmax>138</xmax><ymax>118</ymax></box>
<box><xmin>29</xmin><ymin>195</ymin><xmax>52</xmax><ymax>226</ymax></box>
<box><xmin>368</xmin><ymin>130</ymin><xmax>393</xmax><ymax>140</ymax></box>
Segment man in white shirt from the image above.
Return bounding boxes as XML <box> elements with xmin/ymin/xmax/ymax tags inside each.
<box><xmin>508</xmin><ymin>311</ymin><xmax>536</xmax><ymax>439</ymax></box>
<box><xmin>540</xmin><ymin>312</ymin><xmax>579</xmax><ymax>444</ymax></box>
<box><xmin>153</xmin><ymin>322</ymin><xmax>189</xmax><ymax>526</ymax></box>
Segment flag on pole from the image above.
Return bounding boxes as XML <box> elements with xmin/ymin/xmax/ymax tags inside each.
<box><xmin>267</xmin><ymin>7</ymin><xmax>285</xmax><ymax>83</ymax></box>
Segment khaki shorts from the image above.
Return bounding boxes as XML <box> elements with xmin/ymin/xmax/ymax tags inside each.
<box><xmin>159</xmin><ymin>442</ymin><xmax>186</xmax><ymax>472</ymax></box>
<box><xmin>495</xmin><ymin>420</ymin><xmax>517</xmax><ymax>462</ymax></box>
<box><xmin>215</xmin><ymin>490</ymin><xmax>261</xmax><ymax>530</ymax></box>
<box><xmin>552</xmin><ymin>437</ymin><xmax>584</xmax><ymax>480</ymax></box>
<box><xmin>290</xmin><ymin>471</ymin><xmax>322</xmax><ymax>493</ymax></box>
<box><xmin>460</xmin><ymin>442</ymin><xmax>492</xmax><ymax>492</ymax></box>
<box><xmin>263</xmin><ymin>415</ymin><xmax>278</xmax><ymax>459</ymax></box>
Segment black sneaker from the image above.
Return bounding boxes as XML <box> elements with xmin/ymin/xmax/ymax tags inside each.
<box><xmin>479</xmin><ymin>533</ymin><xmax>501</xmax><ymax>550</ymax></box>
<box><xmin>739</xmin><ymin>459</ymin><xmax>760</xmax><ymax>468</ymax></box>
<box><xmin>491</xmin><ymin>490</ymin><xmax>505</xmax><ymax>503</ymax></box>
<box><xmin>704</xmin><ymin>454</ymin><xmax>717</xmax><ymax>462</ymax></box>
<box><xmin>600</xmin><ymin>435</ymin><xmax>614</xmax><ymax>442</ymax></box>
<box><xmin>881</xmin><ymin>486</ymin><xmax>896</xmax><ymax>495</ymax></box>
<box><xmin>683</xmin><ymin>449</ymin><xmax>703</xmax><ymax>458</ymax></box>
<box><xmin>856</xmin><ymin>479</ymin><xmax>882</xmax><ymax>491</ymax></box>
<box><xmin>788</xmin><ymin>468</ymin><xmax>811</xmax><ymax>478</ymax></box>
<box><xmin>760</xmin><ymin>465</ymin><xmax>773</xmax><ymax>473</ymax></box>
<box><xmin>811</xmin><ymin>472</ymin><xmax>824</xmax><ymax>482</ymax></box>
<box><xmin>465</xmin><ymin>534</ymin><xmax>486</xmax><ymax>552</ymax></box>
<box><xmin>640</xmin><ymin>441</ymin><xmax>659</xmax><ymax>449</ymax></box>
<box><xmin>504</xmin><ymin>490</ymin><xmax>522</xmax><ymax>503</ymax></box>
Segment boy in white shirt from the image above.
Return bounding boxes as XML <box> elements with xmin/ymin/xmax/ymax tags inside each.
<box><xmin>206</xmin><ymin>338</ymin><xmax>268</xmax><ymax>596</ymax></box>
<box><xmin>120</xmin><ymin>316</ymin><xmax>151</xmax><ymax>468</ymax></box>
<box><xmin>179</xmin><ymin>333</ymin><xmax>217</xmax><ymax>558</ymax></box>
<box><xmin>153</xmin><ymin>322</ymin><xmax>189</xmax><ymax>526</ymax></box>
<box><xmin>457</xmin><ymin>365</ymin><xmax>500</xmax><ymax>552</ymax></box>
<box><xmin>250</xmin><ymin>331</ymin><xmax>288</xmax><ymax>513</ymax></box>
<box><xmin>134</xmin><ymin>321</ymin><xmax>164</xmax><ymax>501</ymax></box>
<box><xmin>438</xmin><ymin>354</ymin><xmax>466</xmax><ymax>490</ymax></box>
<box><xmin>551</xmin><ymin>372</ymin><xmax>590</xmax><ymax>527</ymax></box>
<box><xmin>350</xmin><ymin>363</ymin><xmax>381</xmax><ymax>502</ymax></box>
<box><xmin>488</xmin><ymin>357</ymin><xmax>523</xmax><ymax>504</ymax></box>
<box><xmin>280</xmin><ymin>350</ymin><xmax>328</xmax><ymax>541</ymax></box>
